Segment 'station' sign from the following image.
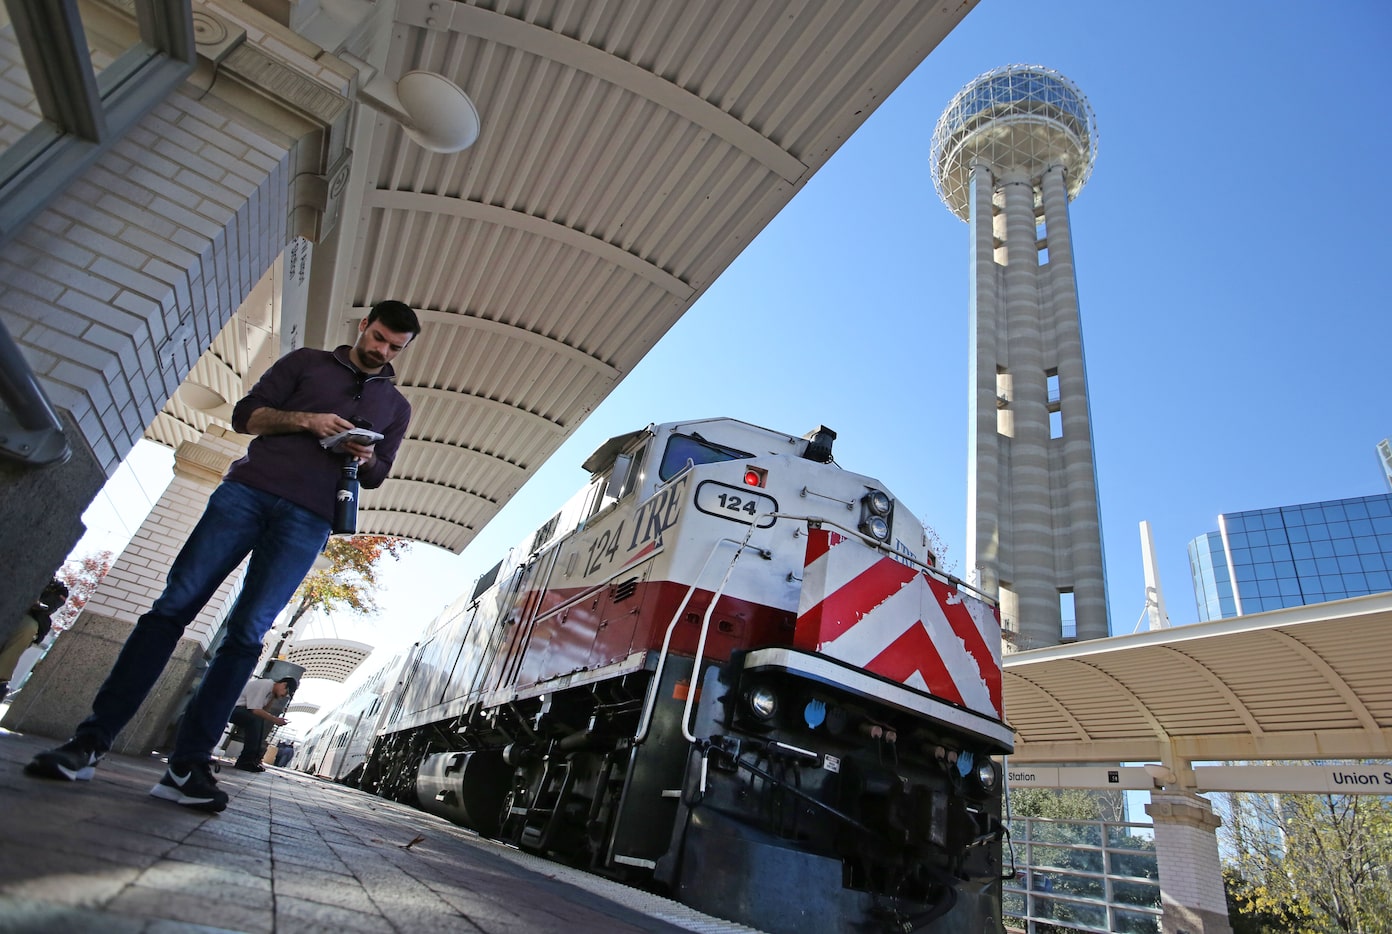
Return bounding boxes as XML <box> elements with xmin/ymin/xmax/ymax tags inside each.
<box><xmin>1005</xmin><ymin>766</ymin><xmax>1161</xmax><ymax>790</ymax></box>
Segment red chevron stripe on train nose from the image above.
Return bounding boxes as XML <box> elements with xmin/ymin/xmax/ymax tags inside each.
<box><xmin>795</xmin><ymin>527</ymin><xmax>1003</xmax><ymax>717</ymax></box>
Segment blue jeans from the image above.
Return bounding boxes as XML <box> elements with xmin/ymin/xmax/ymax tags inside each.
<box><xmin>228</xmin><ymin>705</ymin><xmax>272</xmax><ymax>765</ymax></box>
<box><xmin>77</xmin><ymin>481</ymin><xmax>330</xmax><ymax>762</ymax></box>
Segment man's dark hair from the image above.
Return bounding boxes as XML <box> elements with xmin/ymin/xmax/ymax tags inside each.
<box><xmin>366</xmin><ymin>300</ymin><xmax>420</xmax><ymax>337</ymax></box>
<box><xmin>276</xmin><ymin>677</ymin><xmax>299</xmax><ymax>695</ymax></box>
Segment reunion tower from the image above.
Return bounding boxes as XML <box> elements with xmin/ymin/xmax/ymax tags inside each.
<box><xmin>931</xmin><ymin>65</ymin><xmax>1108</xmax><ymax>649</ymax></box>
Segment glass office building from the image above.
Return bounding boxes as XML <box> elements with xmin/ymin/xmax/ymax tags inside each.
<box><xmin>1188</xmin><ymin>494</ymin><xmax>1392</xmax><ymax>621</ymax></box>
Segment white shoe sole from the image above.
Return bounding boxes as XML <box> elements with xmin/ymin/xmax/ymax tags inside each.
<box><xmin>26</xmin><ymin>756</ymin><xmax>98</xmax><ymax>781</ymax></box>
<box><xmin>149</xmin><ymin>780</ymin><xmax>227</xmax><ymax>811</ymax></box>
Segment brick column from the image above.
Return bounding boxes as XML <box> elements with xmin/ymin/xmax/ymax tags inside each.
<box><xmin>1145</xmin><ymin>793</ymin><xmax>1233</xmax><ymax>934</ymax></box>
<box><xmin>3</xmin><ymin>429</ymin><xmax>248</xmax><ymax>754</ymax></box>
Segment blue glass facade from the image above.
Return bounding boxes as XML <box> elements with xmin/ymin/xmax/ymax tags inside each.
<box><xmin>1188</xmin><ymin>494</ymin><xmax>1392</xmax><ymax>621</ymax></box>
<box><xmin>1188</xmin><ymin>533</ymin><xmax>1235</xmax><ymax>621</ymax></box>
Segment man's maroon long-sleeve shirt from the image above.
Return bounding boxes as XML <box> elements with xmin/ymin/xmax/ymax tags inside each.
<box><xmin>226</xmin><ymin>345</ymin><xmax>411</xmax><ymax>523</ymax></box>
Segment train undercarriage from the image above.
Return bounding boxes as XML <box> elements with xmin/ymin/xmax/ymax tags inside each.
<box><xmin>355</xmin><ymin>650</ymin><xmax>1006</xmax><ymax>934</ymax></box>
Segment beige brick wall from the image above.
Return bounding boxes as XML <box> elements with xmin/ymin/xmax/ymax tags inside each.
<box><xmin>0</xmin><ymin>23</ymin><xmax>40</xmax><ymax>147</ymax></box>
<box><xmin>0</xmin><ymin>85</ymin><xmax>293</xmax><ymax>475</ymax></box>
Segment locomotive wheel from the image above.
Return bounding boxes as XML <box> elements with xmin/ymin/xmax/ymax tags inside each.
<box><xmin>456</xmin><ymin>749</ymin><xmax>513</xmax><ymax>837</ymax></box>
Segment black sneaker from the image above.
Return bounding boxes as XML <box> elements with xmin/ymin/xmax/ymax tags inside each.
<box><xmin>149</xmin><ymin>759</ymin><xmax>228</xmax><ymax>813</ymax></box>
<box><xmin>25</xmin><ymin>735</ymin><xmax>105</xmax><ymax>781</ymax></box>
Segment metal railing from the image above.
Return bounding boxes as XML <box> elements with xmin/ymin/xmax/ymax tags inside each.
<box><xmin>0</xmin><ymin>316</ymin><xmax>69</xmax><ymax>465</ymax></box>
<box><xmin>1004</xmin><ymin>816</ymin><xmax>1161</xmax><ymax>933</ymax></box>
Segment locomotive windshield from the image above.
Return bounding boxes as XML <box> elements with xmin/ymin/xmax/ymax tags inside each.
<box><xmin>658</xmin><ymin>432</ymin><xmax>753</xmax><ymax>481</ymax></box>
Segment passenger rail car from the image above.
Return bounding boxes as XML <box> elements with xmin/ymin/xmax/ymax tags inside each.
<box><xmin>344</xmin><ymin>418</ymin><xmax>1011</xmax><ymax>933</ymax></box>
<box><xmin>298</xmin><ymin>653</ymin><xmax>407</xmax><ymax>780</ymax></box>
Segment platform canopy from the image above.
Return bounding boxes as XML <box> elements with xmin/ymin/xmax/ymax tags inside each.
<box><xmin>284</xmin><ymin>638</ymin><xmax>375</xmax><ymax>684</ymax></box>
<box><xmin>1003</xmin><ymin>592</ymin><xmax>1392</xmax><ymax>777</ymax></box>
<box><xmin>148</xmin><ymin>0</ymin><xmax>980</xmax><ymax>554</ymax></box>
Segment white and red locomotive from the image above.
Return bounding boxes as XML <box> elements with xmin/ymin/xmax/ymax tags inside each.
<box><xmin>331</xmin><ymin>417</ymin><xmax>1012</xmax><ymax>933</ymax></box>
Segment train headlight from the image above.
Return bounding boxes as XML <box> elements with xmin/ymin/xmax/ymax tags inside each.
<box><xmin>861</xmin><ymin>515</ymin><xmax>889</xmax><ymax>541</ymax></box>
<box><xmin>975</xmin><ymin>758</ymin><xmax>1000</xmax><ymax>793</ymax></box>
<box><xmin>744</xmin><ymin>684</ymin><xmax>779</xmax><ymax>720</ymax></box>
<box><xmin>864</xmin><ymin>489</ymin><xmax>891</xmax><ymax>516</ymax></box>
<box><xmin>860</xmin><ymin>489</ymin><xmax>892</xmax><ymax>541</ymax></box>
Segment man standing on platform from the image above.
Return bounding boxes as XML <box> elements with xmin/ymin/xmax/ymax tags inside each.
<box><xmin>26</xmin><ymin>301</ymin><xmax>419</xmax><ymax>813</ymax></box>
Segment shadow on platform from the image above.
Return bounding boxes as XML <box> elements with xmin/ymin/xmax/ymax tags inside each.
<box><xmin>0</xmin><ymin>725</ymin><xmax>753</xmax><ymax>933</ymax></box>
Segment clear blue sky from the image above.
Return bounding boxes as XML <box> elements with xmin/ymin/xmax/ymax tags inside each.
<box><xmin>80</xmin><ymin>1</ymin><xmax>1392</xmax><ymax>704</ymax></box>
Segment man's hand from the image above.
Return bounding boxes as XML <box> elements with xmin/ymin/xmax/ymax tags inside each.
<box><xmin>303</xmin><ymin>413</ymin><xmax>358</xmax><ymax>440</ymax></box>
<box><xmin>340</xmin><ymin>438</ymin><xmax>376</xmax><ymax>466</ymax></box>
<box><xmin>244</xmin><ymin>407</ymin><xmax>356</xmax><ymax>441</ymax></box>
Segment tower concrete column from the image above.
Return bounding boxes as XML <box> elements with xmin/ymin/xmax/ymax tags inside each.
<box><xmin>967</xmin><ymin>161</ymin><xmax>1002</xmax><ymax>599</ymax></box>
<box><xmin>999</xmin><ymin>169</ymin><xmax>1057</xmax><ymax>646</ymax></box>
<box><xmin>3</xmin><ymin>429</ymin><xmax>249</xmax><ymax>754</ymax></box>
<box><xmin>1039</xmin><ymin>165</ymin><xmax>1108</xmax><ymax>641</ymax></box>
<box><xmin>1145</xmin><ymin>793</ymin><xmax>1233</xmax><ymax>934</ymax></box>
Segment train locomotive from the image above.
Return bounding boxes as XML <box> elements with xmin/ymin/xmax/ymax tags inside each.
<box><xmin>324</xmin><ymin>417</ymin><xmax>1012</xmax><ymax>933</ymax></box>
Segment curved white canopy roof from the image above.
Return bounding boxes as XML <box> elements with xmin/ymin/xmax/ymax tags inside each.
<box><xmin>284</xmin><ymin>637</ymin><xmax>375</xmax><ymax>684</ymax></box>
<box><xmin>1004</xmin><ymin>592</ymin><xmax>1392</xmax><ymax>774</ymax></box>
<box><xmin>149</xmin><ymin>0</ymin><xmax>979</xmax><ymax>553</ymax></box>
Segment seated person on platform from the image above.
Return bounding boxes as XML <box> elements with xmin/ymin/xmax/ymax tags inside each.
<box><xmin>228</xmin><ymin>676</ymin><xmax>296</xmax><ymax>772</ymax></box>
<box><xmin>0</xmin><ymin>579</ymin><xmax>69</xmax><ymax>703</ymax></box>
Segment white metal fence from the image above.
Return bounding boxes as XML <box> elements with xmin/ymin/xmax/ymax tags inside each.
<box><xmin>1003</xmin><ymin>816</ymin><xmax>1161</xmax><ymax>933</ymax></box>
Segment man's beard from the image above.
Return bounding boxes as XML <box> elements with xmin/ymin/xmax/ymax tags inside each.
<box><xmin>357</xmin><ymin>346</ymin><xmax>384</xmax><ymax>368</ymax></box>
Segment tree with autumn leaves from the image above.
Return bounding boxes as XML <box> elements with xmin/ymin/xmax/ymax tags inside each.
<box><xmin>1220</xmin><ymin>785</ymin><xmax>1392</xmax><ymax>933</ymax></box>
<box><xmin>264</xmin><ymin>535</ymin><xmax>411</xmax><ymax>660</ymax></box>
<box><xmin>49</xmin><ymin>549</ymin><xmax>115</xmax><ymax>634</ymax></box>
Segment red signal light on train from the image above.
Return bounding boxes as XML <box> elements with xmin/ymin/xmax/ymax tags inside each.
<box><xmin>743</xmin><ymin>467</ymin><xmax>766</xmax><ymax>487</ymax></box>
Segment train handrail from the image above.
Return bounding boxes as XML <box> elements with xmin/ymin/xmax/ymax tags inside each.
<box><xmin>677</xmin><ymin>522</ymin><xmax>765</xmax><ymax>744</ymax></box>
<box><xmin>634</xmin><ymin>536</ymin><xmax>746</xmax><ymax>744</ymax></box>
<box><xmin>783</xmin><ymin>511</ymin><xmax>997</xmax><ymax>606</ymax></box>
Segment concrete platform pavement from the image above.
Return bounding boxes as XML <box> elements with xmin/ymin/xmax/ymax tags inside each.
<box><xmin>0</xmin><ymin>726</ymin><xmax>758</xmax><ymax>934</ymax></box>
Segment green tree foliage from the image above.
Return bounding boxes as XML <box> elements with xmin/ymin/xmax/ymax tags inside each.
<box><xmin>1223</xmin><ymin>867</ymin><xmax>1310</xmax><ymax>934</ymax></box>
<box><xmin>267</xmin><ymin>535</ymin><xmax>410</xmax><ymax>658</ymax></box>
<box><xmin>1220</xmin><ymin>785</ymin><xmax>1392</xmax><ymax>933</ymax></box>
<box><xmin>1011</xmin><ymin>787</ymin><xmax>1113</xmax><ymax>821</ymax></box>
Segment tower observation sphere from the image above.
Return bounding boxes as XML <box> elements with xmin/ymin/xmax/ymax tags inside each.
<box><xmin>931</xmin><ymin>64</ymin><xmax>1097</xmax><ymax>221</ymax></box>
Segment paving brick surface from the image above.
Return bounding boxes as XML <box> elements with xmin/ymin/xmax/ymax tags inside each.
<box><xmin>0</xmin><ymin>728</ymin><xmax>749</xmax><ymax>933</ymax></box>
